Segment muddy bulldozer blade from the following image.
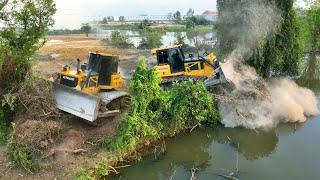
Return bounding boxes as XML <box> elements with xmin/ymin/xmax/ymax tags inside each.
<box><xmin>53</xmin><ymin>83</ymin><xmax>101</xmax><ymax>122</ymax></box>
<box><xmin>205</xmin><ymin>67</ymin><xmax>229</xmax><ymax>88</ymax></box>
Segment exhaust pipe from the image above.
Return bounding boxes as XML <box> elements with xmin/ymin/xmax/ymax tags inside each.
<box><xmin>77</xmin><ymin>58</ymin><xmax>81</xmax><ymax>73</ymax></box>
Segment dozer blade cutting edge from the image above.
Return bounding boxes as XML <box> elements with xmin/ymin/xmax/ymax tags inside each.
<box><xmin>204</xmin><ymin>67</ymin><xmax>229</xmax><ymax>88</ymax></box>
<box><xmin>53</xmin><ymin>83</ymin><xmax>130</xmax><ymax>122</ymax></box>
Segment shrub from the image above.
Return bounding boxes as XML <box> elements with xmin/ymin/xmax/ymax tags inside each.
<box><xmin>103</xmin><ymin>31</ymin><xmax>133</xmax><ymax>48</ymax></box>
<box><xmin>0</xmin><ymin>109</ymin><xmax>11</xmax><ymax>143</ymax></box>
<box><xmin>174</xmin><ymin>32</ymin><xmax>186</xmax><ymax>45</ymax></box>
<box><xmin>6</xmin><ymin>138</ymin><xmax>40</xmax><ymax>173</ymax></box>
<box><xmin>167</xmin><ymin>81</ymin><xmax>220</xmax><ymax>134</ymax></box>
<box><xmin>138</xmin><ymin>31</ymin><xmax>163</xmax><ymax>49</ymax></box>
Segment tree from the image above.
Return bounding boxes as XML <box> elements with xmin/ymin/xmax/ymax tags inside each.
<box><xmin>0</xmin><ymin>0</ymin><xmax>56</xmax><ymax>88</ymax></box>
<box><xmin>216</xmin><ymin>0</ymin><xmax>301</xmax><ymax>78</ymax></box>
<box><xmin>80</xmin><ymin>23</ymin><xmax>91</xmax><ymax>37</ymax></box>
<box><xmin>173</xmin><ymin>11</ymin><xmax>182</xmax><ymax>24</ymax></box>
<box><xmin>101</xmin><ymin>17</ymin><xmax>108</xmax><ymax>24</ymax></box>
<box><xmin>186</xmin><ymin>18</ymin><xmax>196</xmax><ymax>29</ymax></box>
<box><xmin>187</xmin><ymin>8</ymin><xmax>194</xmax><ymax>17</ymax></box>
<box><xmin>301</xmin><ymin>4</ymin><xmax>320</xmax><ymax>81</ymax></box>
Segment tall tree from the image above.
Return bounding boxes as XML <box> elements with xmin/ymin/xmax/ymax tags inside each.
<box><xmin>216</xmin><ymin>0</ymin><xmax>301</xmax><ymax>78</ymax></box>
<box><xmin>187</xmin><ymin>8</ymin><xmax>194</xmax><ymax>17</ymax></box>
<box><xmin>0</xmin><ymin>0</ymin><xmax>56</xmax><ymax>87</ymax></box>
<box><xmin>173</xmin><ymin>11</ymin><xmax>182</xmax><ymax>24</ymax></box>
<box><xmin>301</xmin><ymin>3</ymin><xmax>320</xmax><ymax>80</ymax></box>
<box><xmin>80</xmin><ymin>23</ymin><xmax>92</xmax><ymax>37</ymax></box>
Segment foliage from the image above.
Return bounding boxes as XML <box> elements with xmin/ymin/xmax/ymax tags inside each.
<box><xmin>75</xmin><ymin>170</ymin><xmax>95</xmax><ymax>180</ymax></box>
<box><xmin>6</xmin><ymin>138</ymin><xmax>40</xmax><ymax>173</ymax></box>
<box><xmin>0</xmin><ymin>109</ymin><xmax>11</xmax><ymax>143</ymax></box>
<box><xmin>103</xmin><ymin>31</ymin><xmax>133</xmax><ymax>48</ymax></box>
<box><xmin>174</xmin><ymin>32</ymin><xmax>186</xmax><ymax>44</ymax></box>
<box><xmin>0</xmin><ymin>0</ymin><xmax>56</xmax><ymax>88</ymax></box>
<box><xmin>80</xmin><ymin>23</ymin><xmax>92</xmax><ymax>37</ymax></box>
<box><xmin>75</xmin><ymin>164</ymin><xmax>110</xmax><ymax>180</ymax></box>
<box><xmin>47</xmin><ymin>29</ymin><xmax>82</xmax><ymax>35</ymax></box>
<box><xmin>173</xmin><ymin>11</ymin><xmax>182</xmax><ymax>24</ymax></box>
<box><xmin>167</xmin><ymin>81</ymin><xmax>220</xmax><ymax>134</ymax></box>
<box><xmin>186</xmin><ymin>18</ymin><xmax>196</xmax><ymax>29</ymax></box>
<box><xmin>102</xmin><ymin>58</ymin><xmax>220</xmax><ymax>156</ymax></box>
<box><xmin>137</xmin><ymin>19</ymin><xmax>152</xmax><ymax>30</ymax></box>
<box><xmin>138</xmin><ymin>30</ymin><xmax>163</xmax><ymax>49</ymax></box>
<box><xmin>216</xmin><ymin>0</ymin><xmax>301</xmax><ymax>78</ymax></box>
<box><xmin>299</xmin><ymin>4</ymin><xmax>320</xmax><ymax>81</ymax></box>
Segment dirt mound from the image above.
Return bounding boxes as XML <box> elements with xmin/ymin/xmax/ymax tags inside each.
<box><xmin>13</xmin><ymin>120</ymin><xmax>61</xmax><ymax>150</ymax></box>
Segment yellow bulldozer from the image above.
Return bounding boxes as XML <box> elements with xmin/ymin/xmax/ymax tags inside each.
<box><xmin>53</xmin><ymin>52</ymin><xmax>130</xmax><ymax>123</ymax></box>
<box><xmin>151</xmin><ymin>44</ymin><xmax>228</xmax><ymax>88</ymax></box>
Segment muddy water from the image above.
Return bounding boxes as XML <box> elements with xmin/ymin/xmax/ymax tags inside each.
<box><xmin>112</xmin><ymin>95</ymin><xmax>320</xmax><ymax>180</ymax></box>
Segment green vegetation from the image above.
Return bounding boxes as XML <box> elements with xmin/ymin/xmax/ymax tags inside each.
<box><xmin>0</xmin><ymin>0</ymin><xmax>56</xmax><ymax>173</ymax></box>
<box><xmin>75</xmin><ymin>58</ymin><xmax>220</xmax><ymax>179</ymax></box>
<box><xmin>80</xmin><ymin>23</ymin><xmax>92</xmax><ymax>37</ymax></box>
<box><xmin>173</xmin><ymin>11</ymin><xmax>182</xmax><ymax>24</ymax></box>
<box><xmin>217</xmin><ymin>0</ymin><xmax>301</xmax><ymax>78</ymax></box>
<box><xmin>7</xmin><ymin>138</ymin><xmax>40</xmax><ymax>173</ymax></box>
<box><xmin>138</xmin><ymin>30</ymin><xmax>163</xmax><ymax>49</ymax></box>
<box><xmin>75</xmin><ymin>164</ymin><xmax>110</xmax><ymax>180</ymax></box>
<box><xmin>174</xmin><ymin>32</ymin><xmax>186</xmax><ymax>44</ymax></box>
<box><xmin>103</xmin><ymin>58</ymin><xmax>220</xmax><ymax>155</ymax></box>
<box><xmin>47</xmin><ymin>29</ymin><xmax>82</xmax><ymax>35</ymax></box>
<box><xmin>103</xmin><ymin>31</ymin><xmax>133</xmax><ymax>48</ymax></box>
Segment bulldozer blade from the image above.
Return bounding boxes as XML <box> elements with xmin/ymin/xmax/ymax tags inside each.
<box><xmin>205</xmin><ymin>67</ymin><xmax>229</xmax><ymax>88</ymax></box>
<box><xmin>53</xmin><ymin>83</ymin><xmax>101</xmax><ymax>122</ymax></box>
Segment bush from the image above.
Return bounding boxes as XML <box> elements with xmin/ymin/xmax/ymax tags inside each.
<box><xmin>167</xmin><ymin>81</ymin><xmax>220</xmax><ymax>134</ymax></box>
<box><xmin>6</xmin><ymin>138</ymin><xmax>40</xmax><ymax>173</ymax></box>
<box><xmin>103</xmin><ymin>31</ymin><xmax>133</xmax><ymax>48</ymax></box>
<box><xmin>0</xmin><ymin>109</ymin><xmax>11</xmax><ymax>143</ymax></box>
<box><xmin>174</xmin><ymin>32</ymin><xmax>186</xmax><ymax>44</ymax></box>
<box><xmin>138</xmin><ymin>31</ymin><xmax>163</xmax><ymax>49</ymax></box>
<box><xmin>103</xmin><ymin>58</ymin><xmax>220</xmax><ymax>154</ymax></box>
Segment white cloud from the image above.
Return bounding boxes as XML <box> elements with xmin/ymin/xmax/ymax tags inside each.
<box><xmin>53</xmin><ymin>0</ymin><xmax>217</xmax><ymax>29</ymax></box>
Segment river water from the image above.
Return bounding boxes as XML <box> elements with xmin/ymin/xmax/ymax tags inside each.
<box><xmin>111</xmin><ymin>95</ymin><xmax>320</xmax><ymax>180</ymax></box>
<box><xmin>93</xmin><ymin>30</ymin><xmax>215</xmax><ymax>48</ymax></box>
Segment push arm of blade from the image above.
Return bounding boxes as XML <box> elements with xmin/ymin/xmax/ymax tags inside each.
<box><xmin>81</xmin><ymin>70</ymin><xmax>93</xmax><ymax>90</ymax></box>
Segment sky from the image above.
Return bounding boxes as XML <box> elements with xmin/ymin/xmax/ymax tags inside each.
<box><xmin>53</xmin><ymin>0</ymin><xmax>217</xmax><ymax>29</ymax></box>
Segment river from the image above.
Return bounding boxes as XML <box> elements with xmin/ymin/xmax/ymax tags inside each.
<box><xmin>111</xmin><ymin>95</ymin><xmax>320</xmax><ymax>180</ymax></box>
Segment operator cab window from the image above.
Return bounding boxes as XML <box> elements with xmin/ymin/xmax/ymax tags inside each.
<box><xmin>157</xmin><ymin>50</ymin><xmax>169</xmax><ymax>64</ymax></box>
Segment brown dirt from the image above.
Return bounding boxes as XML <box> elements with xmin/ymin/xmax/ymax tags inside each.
<box><xmin>36</xmin><ymin>35</ymin><xmax>149</xmax><ymax>80</ymax></box>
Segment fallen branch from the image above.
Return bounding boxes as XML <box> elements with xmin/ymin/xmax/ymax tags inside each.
<box><xmin>190</xmin><ymin>123</ymin><xmax>200</xmax><ymax>133</ymax></box>
<box><xmin>218</xmin><ymin>174</ymin><xmax>239</xmax><ymax>180</ymax></box>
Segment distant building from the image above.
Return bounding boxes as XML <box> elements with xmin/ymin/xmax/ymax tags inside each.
<box><xmin>107</xmin><ymin>16</ymin><xmax>114</xmax><ymax>22</ymax></box>
<box><xmin>202</xmin><ymin>10</ymin><xmax>218</xmax><ymax>22</ymax></box>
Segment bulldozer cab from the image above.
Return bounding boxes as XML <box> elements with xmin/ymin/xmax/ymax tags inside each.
<box><xmin>156</xmin><ymin>47</ymin><xmax>185</xmax><ymax>73</ymax></box>
<box><xmin>86</xmin><ymin>53</ymin><xmax>118</xmax><ymax>86</ymax></box>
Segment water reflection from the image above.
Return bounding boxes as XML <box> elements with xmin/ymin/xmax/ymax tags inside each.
<box><xmin>112</xmin><ymin>122</ymin><xmax>307</xmax><ymax>180</ymax></box>
<box><xmin>211</xmin><ymin>126</ymin><xmax>279</xmax><ymax>160</ymax></box>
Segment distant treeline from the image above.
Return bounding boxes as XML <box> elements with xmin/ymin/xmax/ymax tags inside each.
<box><xmin>47</xmin><ymin>29</ymin><xmax>82</xmax><ymax>35</ymax></box>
